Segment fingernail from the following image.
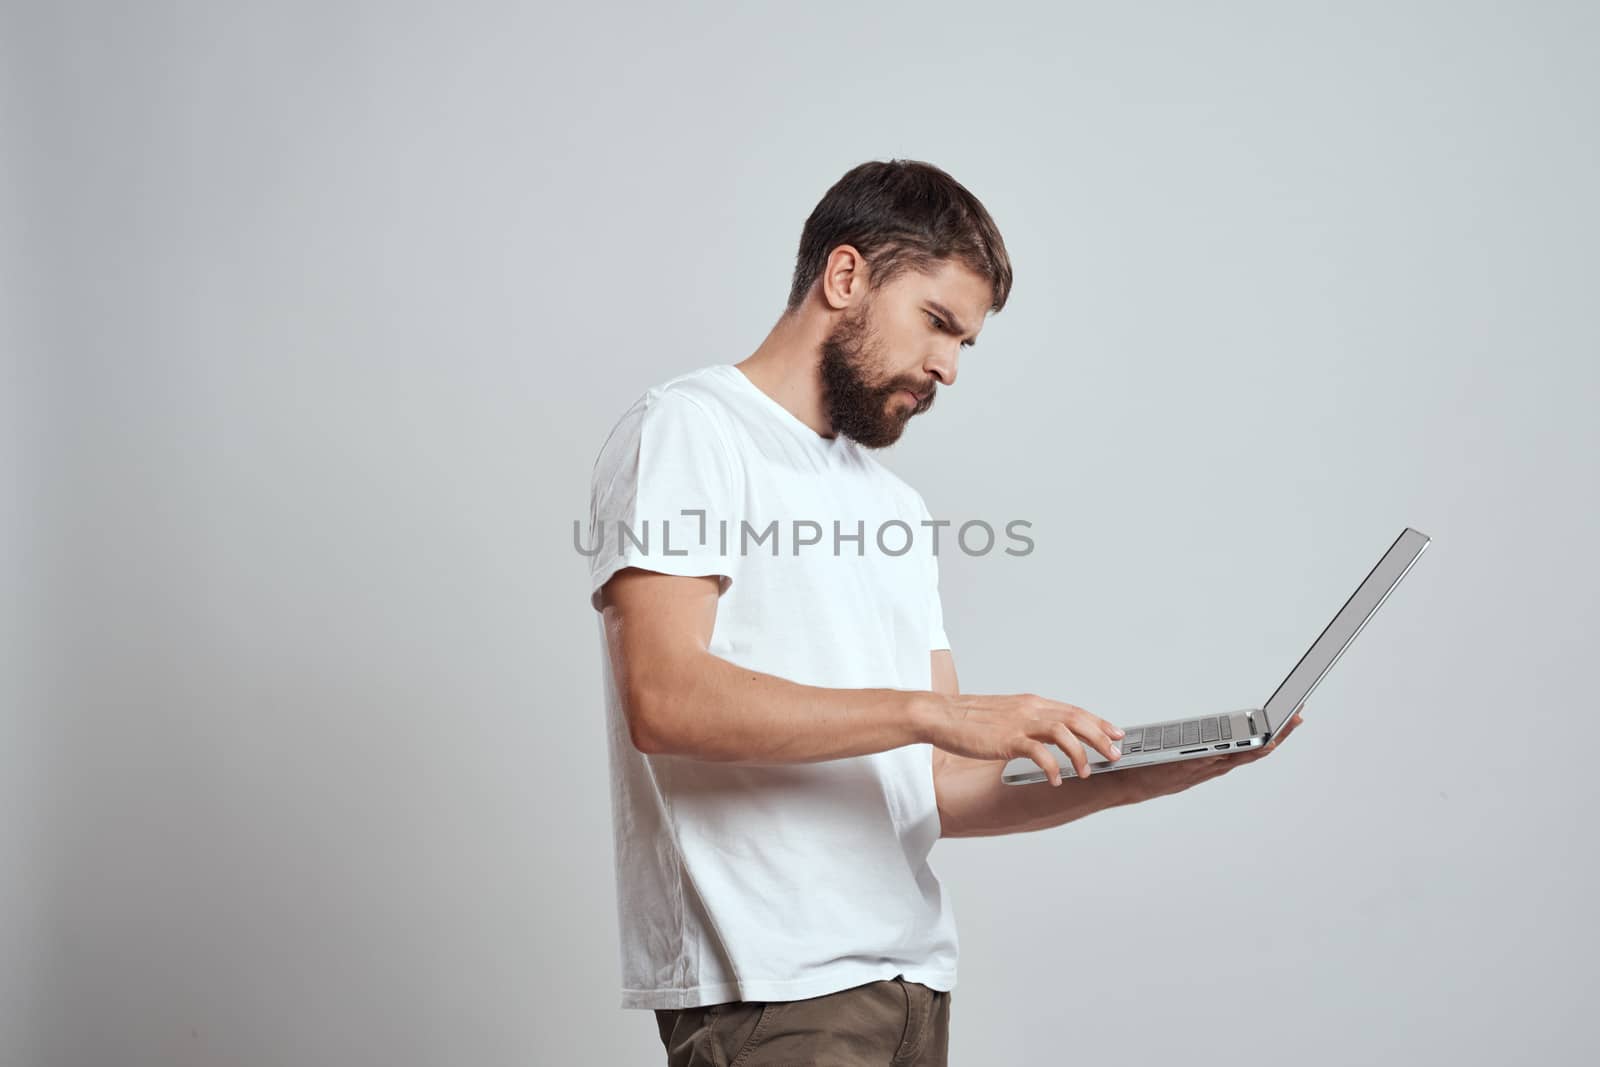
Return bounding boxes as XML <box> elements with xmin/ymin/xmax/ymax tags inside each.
<box><xmin>1112</xmin><ymin>727</ymin><xmax>1125</xmax><ymax>738</ymax></box>
<box><xmin>1110</xmin><ymin>746</ymin><xmax>1121</xmax><ymax>759</ymax></box>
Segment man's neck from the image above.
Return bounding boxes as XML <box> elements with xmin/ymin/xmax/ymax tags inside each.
<box><xmin>734</xmin><ymin>313</ymin><xmax>834</xmax><ymax>439</ymax></box>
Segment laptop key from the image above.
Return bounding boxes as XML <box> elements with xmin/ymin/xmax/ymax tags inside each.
<box><xmin>1163</xmin><ymin>724</ymin><xmax>1181</xmax><ymax>749</ymax></box>
<box><xmin>1200</xmin><ymin>717</ymin><xmax>1220</xmax><ymax>743</ymax></box>
<box><xmin>1182</xmin><ymin>720</ymin><xmax>1200</xmax><ymax>746</ymax></box>
<box><xmin>1221</xmin><ymin>717</ymin><xmax>1233</xmax><ymax>740</ymax></box>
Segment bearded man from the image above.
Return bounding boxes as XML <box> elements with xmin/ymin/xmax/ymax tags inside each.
<box><xmin>585</xmin><ymin>158</ymin><xmax>1300</xmax><ymax>1066</ymax></box>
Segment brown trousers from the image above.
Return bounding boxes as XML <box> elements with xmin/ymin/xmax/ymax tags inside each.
<box><xmin>654</xmin><ymin>975</ymin><xmax>950</xmax><ymax>1066</ymax></box>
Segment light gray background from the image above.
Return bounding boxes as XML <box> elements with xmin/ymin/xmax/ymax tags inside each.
<box><xmin>7</xmin><ymin>1</ymin><xmax>1596</xmax><ymax>1064</ymax></box>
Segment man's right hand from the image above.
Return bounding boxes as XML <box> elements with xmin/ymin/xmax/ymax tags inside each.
<box><xmin>918</xmin><ymin>693</ymin><xmax>1125</xmax><ymax>785</ymax></box>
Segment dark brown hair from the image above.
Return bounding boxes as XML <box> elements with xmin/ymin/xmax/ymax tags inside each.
<box><xmin>785</xmin><ymin>159</ymin><xmax>1013</xmax><ymax>317</ymax></box>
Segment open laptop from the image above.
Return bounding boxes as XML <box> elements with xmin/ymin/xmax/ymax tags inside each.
<box><xmin>1000</xmin><ymin>527</ymin><xmax>1431</xmax><ymax>786</ymax></box>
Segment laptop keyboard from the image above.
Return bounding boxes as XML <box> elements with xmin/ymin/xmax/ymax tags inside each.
<box><xmin>1119</xmin><ymin>715</ymin><xmax>1232</xmax><ymax>754</ymax></box>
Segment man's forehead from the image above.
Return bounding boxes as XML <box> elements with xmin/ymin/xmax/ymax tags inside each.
<box><xmin>920</xmin><ymin>263</ymin><xmax>989</xmax><ymax>316</ymax></box>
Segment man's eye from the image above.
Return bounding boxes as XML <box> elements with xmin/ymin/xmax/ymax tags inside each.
<box><xmin>927</xmin><ymin>312</ymin><xmax>944</xmax><ymax>330</ymax></box>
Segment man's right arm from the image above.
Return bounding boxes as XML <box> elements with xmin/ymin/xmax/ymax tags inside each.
<box><xmin>597</xmin><ymin>567</ymin><xmax>1123</xmax><ymax>774</ymax></box>
<box><xmin>600</xmin><ymin>567</ymin><xmax>934</xmax><ymax>761</ymax></box>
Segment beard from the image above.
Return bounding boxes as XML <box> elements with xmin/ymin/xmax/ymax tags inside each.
<box><xmin>818</xmin><ymin>302</ymin><xmax>936</xmax><ymax>449</ymax></box>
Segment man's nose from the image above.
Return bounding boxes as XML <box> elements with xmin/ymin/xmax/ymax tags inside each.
<box><xmin>925</xmin><ymin>348</ymin><xmax>958</xmax><ymax>388</ymax></box>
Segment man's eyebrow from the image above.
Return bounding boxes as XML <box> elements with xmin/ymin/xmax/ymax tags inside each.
<box><xmin>924</xmin><ymin>301</ymin><xmax>978</xmax><ymax>347</ymax></box>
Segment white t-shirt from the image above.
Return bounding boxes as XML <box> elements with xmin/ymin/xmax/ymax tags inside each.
<box><xmin>586</xmin><ymin>363</ymin><xmax>959</xmax><ymax>1011</ymax></box>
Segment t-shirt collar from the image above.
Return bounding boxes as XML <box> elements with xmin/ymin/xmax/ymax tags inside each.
<box><xmin>720</xmin><ymin>364</ymin><xmax>852</xmax><ymax>457</ymax></box>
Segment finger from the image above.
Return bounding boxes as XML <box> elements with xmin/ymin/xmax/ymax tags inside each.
<box><xmin>1180</xmin><ymin>756</ymin><xmax>1236</xmax><ymax>787</ymax></box>
<box><xmin>1243</xmin><ymin>716</ymin><xmax>1302</xmax><ymax>758</ymax></box>
<box><xmin>1041</xmin><ymin>700</ymin><xmax>1120</xmax><ymax>760</ymax></box>
<box><xmin>1065</xmin><ymin>709</ymin><xmax>1120</xmax><ymax>763</ymax></box>
<box><xmin>1023</xmin><ymin>740</ymin><xmax>1063</xmax><ymax>787</ymax></box>
<box><xmin>1046</xmin><ymin>721</ymin><xmax>1092</xmax><ymax>779</ymax></box>
<box><xmin>1232</xmin><ymin>742</ymin><xmax>1276</xmax><ymax>765</ymax></box>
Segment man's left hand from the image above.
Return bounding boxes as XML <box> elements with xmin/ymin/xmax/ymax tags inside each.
<box><xmin>1110</xmin><ymin>706</ymin><xmax>1306</xmax><ymax>806</ymax></box>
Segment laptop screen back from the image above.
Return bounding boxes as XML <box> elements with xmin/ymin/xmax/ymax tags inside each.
<box><xmin>1259</xmin><ymin>527</ymin><xmax>1431</xmax><ymax>736</ymax></box>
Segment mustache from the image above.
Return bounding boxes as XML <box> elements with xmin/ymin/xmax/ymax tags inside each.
<box><xmin>887</xmin><ymin>381</ymin><xmax>937</xmax><ymax>410</ymax></box>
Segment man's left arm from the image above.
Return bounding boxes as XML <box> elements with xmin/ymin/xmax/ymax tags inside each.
<box><xmin>928</xmin><ymin>649</ymin><xmax>1304</xmax><ymax>839</ymax></box>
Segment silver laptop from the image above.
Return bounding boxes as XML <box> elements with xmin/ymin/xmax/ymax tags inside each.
<box><xmin>1001</xmin><ymin>527</ymin><xmax>1431</xmax><ymax>786</ymax></box>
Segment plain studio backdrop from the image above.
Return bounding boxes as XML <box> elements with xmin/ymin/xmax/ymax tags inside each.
<box><xmin>5</xmin><ymin>1</ymin><xmax>1596</xmax><ymax>1064</ymax></box>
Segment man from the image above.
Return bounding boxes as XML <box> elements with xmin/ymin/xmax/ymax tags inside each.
<box><xmin>585</xmin><ymin>159</ymin><xmax>1302</xmax><ymax>1066</ymax></box>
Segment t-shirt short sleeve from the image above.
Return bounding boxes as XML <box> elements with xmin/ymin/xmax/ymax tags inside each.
<box><xmin>587</xmin><ymin>390</ymin><xmax>743</xmax><ymax>612</ymax></box>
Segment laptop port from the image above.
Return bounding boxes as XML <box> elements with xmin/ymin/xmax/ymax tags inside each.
<box><xmin>1179</xmin><ymin>747</ymin><xmax>1206</xmax><ymax>754</ymax></box>
<box><xmin>1214</xmin><ymin>744</ymin><xmax>1229</xmax><ymax>750</ymax></box>
<box><xmin>1235</xmin><ymin>741</ymin><xmax>1250</xmax><ymax>747</ymax></box>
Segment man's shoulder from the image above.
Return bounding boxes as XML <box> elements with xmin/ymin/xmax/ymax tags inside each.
<box><xmin>638</xmin><ymin>364</ymin><xmax>739</xmax><ymax>421</ymax></box>
<box><xmin>590</xmin><ymin>365</ymin><xmax>741</xmax><ymax>479</ymax></box>
<box><xmin>594</xmin><ymin>366</ymin><xmax>741</xmax><ymax>456</ymax></box>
